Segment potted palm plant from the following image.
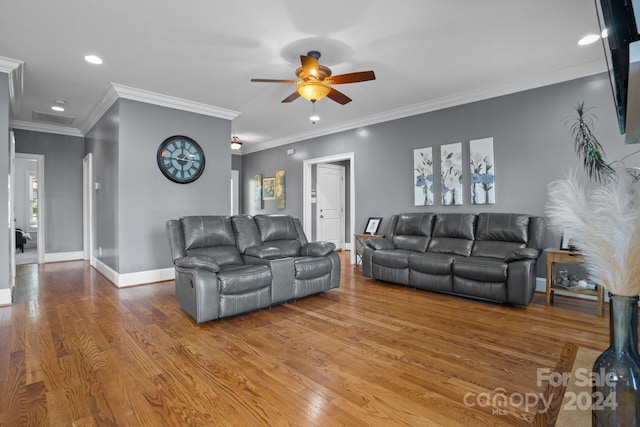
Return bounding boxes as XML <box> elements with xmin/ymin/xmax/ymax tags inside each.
<box><xmin>545</xmin><ymin>102</ymin><xmax>640</xmax><ymax>426</ymax></box>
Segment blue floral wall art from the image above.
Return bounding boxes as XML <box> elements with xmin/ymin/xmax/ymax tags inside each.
<box><xmin>414</xmin><ymin>147</ymin><xmax>434</xmax><ymax>206</ymax></box>
<box><xmin>469</xmin><ymin>137</ymin><xmax>495</xmax><ymax>204</ymax></box>
<box><xmin>440</xmin><ymin>142</ymin><xmax>463</xmax><ymax>205</ymax></box>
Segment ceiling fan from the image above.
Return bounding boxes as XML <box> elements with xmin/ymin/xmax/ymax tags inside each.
<box><xmin>251</xmin><ymin>51</ymin><xmax>376</xmax><ymax>105</ymax></box>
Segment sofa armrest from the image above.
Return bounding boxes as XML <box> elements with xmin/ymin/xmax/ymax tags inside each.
<box><xmin>366</xmin><ymin>238</ymin><xmax>394</xmax><ymax>250</ymax></box>
<box><xmin>504</xmin><ymin>248</ymin><xmax>540</xmax><ymax>263</ymax></box>
<box><xmin>301</xmin><ymin>241</ymin><xmax>336</xmax><ymax>257</ymax></box>
<box><xmin>174</xmin><ymin>255</ymin><xmax>220</xmax><ymax>273</ymax></box>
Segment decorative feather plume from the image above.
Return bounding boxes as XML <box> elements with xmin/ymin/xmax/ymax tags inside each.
<box><xmin>546</xmin><ymin>167</ymin><xmax>640</xmax><ymax>296</ymax></box>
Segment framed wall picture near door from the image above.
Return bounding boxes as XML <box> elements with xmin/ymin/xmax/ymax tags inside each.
<box><xmin>364</xmin><ymin>217</ymin><xmax>383</xmax><ymax>235</ymax></box>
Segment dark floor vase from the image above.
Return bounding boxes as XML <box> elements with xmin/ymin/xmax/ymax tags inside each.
<box><xmin>593</xmin><ymin>294</ymin><xmax>640</xmax><ymax>427</ymax></box>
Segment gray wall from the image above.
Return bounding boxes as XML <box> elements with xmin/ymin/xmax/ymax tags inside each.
<box><xmin>118</xmin><ymin>99</ymin><xmax>232</xmax><ymax>273</ymax></box>
<box><xmin>242</xmin><ymin>73</ymin><xmax>640</xmax><ymax>274</ymax></box>
<box><xmin>85</xmin><ymin>99</ymin><xmax>233</xmax><ymax>274</ymax></box>
<box><xmin>0</xmin><ymin>73</ymin><xmax>9</xmax><ymax>290</ymax></box>
<box><xmin>85</xmin><ymin>102</ymin><xmax>120</xmax><ymax>270</ymax></box>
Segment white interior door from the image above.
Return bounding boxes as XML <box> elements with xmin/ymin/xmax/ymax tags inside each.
<box><xmin>316</xmin><ymin>164</ymin><xmax>344</xmax><ymax>249</ymax></box>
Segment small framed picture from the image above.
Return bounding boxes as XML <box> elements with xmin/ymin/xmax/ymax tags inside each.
<box><xmin>262</xmin><ymin>177</ymin><xmax>275</xmax><ymax>200</ymax></box>
<box><xmin>364</xmin><ymin>217</ymin><xmax>383</xmax><ymax>235</ymax></box>
<box><xmin>560</xmin><ymin>230</ymin><xmax>580</xmax><ymax>251</ymax></box>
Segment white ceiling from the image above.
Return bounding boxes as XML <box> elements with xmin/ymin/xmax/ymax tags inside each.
<box><xmin>0</xmin><ymin>0</ymin><xmax>607</xmax><ymax>153</ymax></box>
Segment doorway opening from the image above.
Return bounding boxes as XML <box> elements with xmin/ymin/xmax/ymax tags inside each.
<box><xmin>15</xmin><ymin>153</ymin><xmax>45</xmax><ymax>265</ymax></box>
<box><xmin>303</xmin><ymin>152</ymin><xmax>355</xmax><ymax>265</ymax></box>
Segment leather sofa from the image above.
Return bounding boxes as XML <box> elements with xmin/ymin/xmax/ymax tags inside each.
<box><xmin>166</xmin><ymin>214</ymin><xmax>340</xmax><ymax>323</ymax></box>
<box><xmin>362</xmin><ymin>212</ymin><xmax>544</xmax><ymax>306</ymax></box>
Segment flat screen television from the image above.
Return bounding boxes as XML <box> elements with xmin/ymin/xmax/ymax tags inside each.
<box><xmin>594</xmin><ymin>0</ymin><xmax>640</xmax><ymax>134</ymax></box>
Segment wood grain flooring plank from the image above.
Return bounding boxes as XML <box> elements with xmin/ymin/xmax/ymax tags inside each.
<box><xmin>25</xmin><ymin>380</ymin><xmax>49</xmax><ymax>427</ymax></box>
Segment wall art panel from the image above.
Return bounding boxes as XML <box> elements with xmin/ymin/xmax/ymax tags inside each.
<box><xmin>441</xmin><ymin>142</ymin><xmax>463</xmax><ymax>205</ymax></box>
<box><xmin>469</xmin><ymin>137</ymin><xmax>495</xmax><ymax>204</ymax></box>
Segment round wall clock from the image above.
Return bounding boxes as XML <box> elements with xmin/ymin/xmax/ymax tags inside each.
<box><xmin>157</xmin><ymin>135</ymin><xmax>205</xmax><ymax>184</ymax></box>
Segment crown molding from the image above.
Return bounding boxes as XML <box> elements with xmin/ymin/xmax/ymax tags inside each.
<box><xmin>242</xmin><ymin>60</ymin><xmax>607</xmax><ymax>154</ymax></box>
<box><xmin>111</xmin><ymin>83</ymin><xmax>241</xmax><ymax>120</ymax></box>
<box><xmin>0</xmin><ymin>56</ymin><xmax>24</xmax><ymax>118</ymax></box>
<box><xmin>11</xmin><ymin>119</ymin><xmax>84</xmax><ymax>137</ymax></box>
<box><xmin>81</xmin><ymin>83</ymin><xmax>242</xmax><ymax>135</ymax></box>
<box><xmin>80</xmin><ymin>83</ymin><xmax>120</xmax><ymax>135</ymax></box>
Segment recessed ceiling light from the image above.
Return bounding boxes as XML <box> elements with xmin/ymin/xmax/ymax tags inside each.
<box><xmin>51</xmin><ymin>105</ymin><xmax>65</xmax><ymax>112</ymax></box>
<box><xmin>578</xmin><ymin>34</ymin><xmax>600</xmax><ymax>45</ymax></box>
<box><xmin>84</xmin><ymin>55</ymin><xmax>103</xmax><ymax>65</ymax></box>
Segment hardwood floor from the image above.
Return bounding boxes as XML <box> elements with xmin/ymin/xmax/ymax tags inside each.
<box><xmin>0</xmin><ymin>251</ymin><xmax>611</xmax><ymax>426</ymax></box>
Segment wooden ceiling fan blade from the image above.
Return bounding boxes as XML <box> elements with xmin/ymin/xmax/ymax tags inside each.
<box><xmin>300</xmin><ymin>55</ymin><xmax>320</xmax><ymax>79</ymax></box>
<box><xmin>281</xmin><ymin>91</ymin><xmax>301</xmax><ymax>103</ymax></box>
<box><xmin>251</xmin><ymin>78</ymin><xmax>299</xmax><ymax>84</ymax></box>
<box><xmin>327</xmin><ymin>88</ymin><xmax>352</xmax><ymax>105</ymax></box>
<box><xmin>324</xmin><ymin>71</ymin><xmax>376</xmax><ymax>85</ymax></box>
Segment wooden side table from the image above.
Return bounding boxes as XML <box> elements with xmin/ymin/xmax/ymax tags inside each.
<box><xmin>545</xmin><ymin>248</ymin><xmax>604</xmax><ymax>316</ymax></box>
<box><xmin>353</xmin><ymin>233</ymin><xmax>384</xmax><ymax>268</ymax></box>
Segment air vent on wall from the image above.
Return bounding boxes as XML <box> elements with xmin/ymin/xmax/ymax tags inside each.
<box><xmin>32</xmin><ymin>111</ymin><xmax>75</xmax><ymax>126</ymax></box>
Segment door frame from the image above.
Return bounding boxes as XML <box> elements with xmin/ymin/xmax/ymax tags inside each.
<box><xmin>9</xmin><ymin>131</ymin><xmax>15</xmax><ymax>292</ymax></box>
<box><xmin>231</xmin><ymin>169</ymin><xmax>240</xmax><ymax>215</ymax></box>
<box><xmin>15</xmin><ymin>153</ymin><xmax>45</xmax><ymax>264</ymax></box>
<box><xmin>315</xmin><ymin>163</ymin><xmax>345</xmax><ymax>250</ymax></box>
<box><xmin>83</xmin><ymin>154</ymin><xmax>94</xmax><ymax>263</ymax></box>
<box><xmin>303</xmin><ymin>152</ymin><xmax>355</xmax><ymax>264</ymax></box>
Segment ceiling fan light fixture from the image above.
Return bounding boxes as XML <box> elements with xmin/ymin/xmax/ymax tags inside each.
<box><xmin>297</xmin><ymin>82</ymin><xmax>331</xmax><ymax>102</ymax></box>
<box><xmin>230</xmin><ymin>136</ymin><xmax>243</xmax><ymax>150</ymax></box>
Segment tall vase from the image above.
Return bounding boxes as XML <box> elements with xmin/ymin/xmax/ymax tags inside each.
<box><xmin>592</xmin><ymin>294</ymin><xmax>640</xmax><ymax>426</ymax></box>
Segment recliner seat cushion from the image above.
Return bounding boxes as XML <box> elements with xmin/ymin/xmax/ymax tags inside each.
<box><xmin>294</xmin><ymin>257</ymin><xmax>332</xmax><ymax>279</ymax></box>
<box><xmin>408</xmin><ymin>253</ymin><xmax>460</xmax><ymax>274</ymax></box>
<box><xmin>218</xmin><ymin>264</ymin><xmax>271</xmax><ymax>294</ymax></box>
<box><xmin>453</xmin><ymin>257</ymin><xmax>507</xmax><ymax>282</ymax></box>
<box><xmin>471</xmin><ymin>241</ymin><xmax>525</xmax><ymax>259</ymax></box>
<box><xmin>372</xmin><ymin>249</ymin><xmax>413</xmax><ymax>269</ymax></box>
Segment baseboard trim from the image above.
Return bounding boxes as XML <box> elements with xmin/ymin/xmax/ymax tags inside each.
<box><xmin>118</xmin><ymin>268</ymin><xmax>174</xmax><ymax>288</ymax></box>
<box><xmin>92</xmin><ymin>257</ymin><xmax>174</xmax><ymax>288</ymax></box>
<box><xmin>0</xmin><ymin>287</ymin><xmax>12</xmax><ymax>306</ymax></box>
<box><xmin>45</xmin><ymin>251</ymin><xmax>84</xmax><ymax>263</ymax></box>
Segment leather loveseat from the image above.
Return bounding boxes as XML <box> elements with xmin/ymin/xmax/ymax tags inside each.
<box><xmin>362</xmin><ymin>212</ymin><xmax>544</xmax><ymax>306</ymax></box>
<box><xmin>166</xmin><ymin>214</ymin><xmax>340</xmax><ymax>323</ymax></box>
